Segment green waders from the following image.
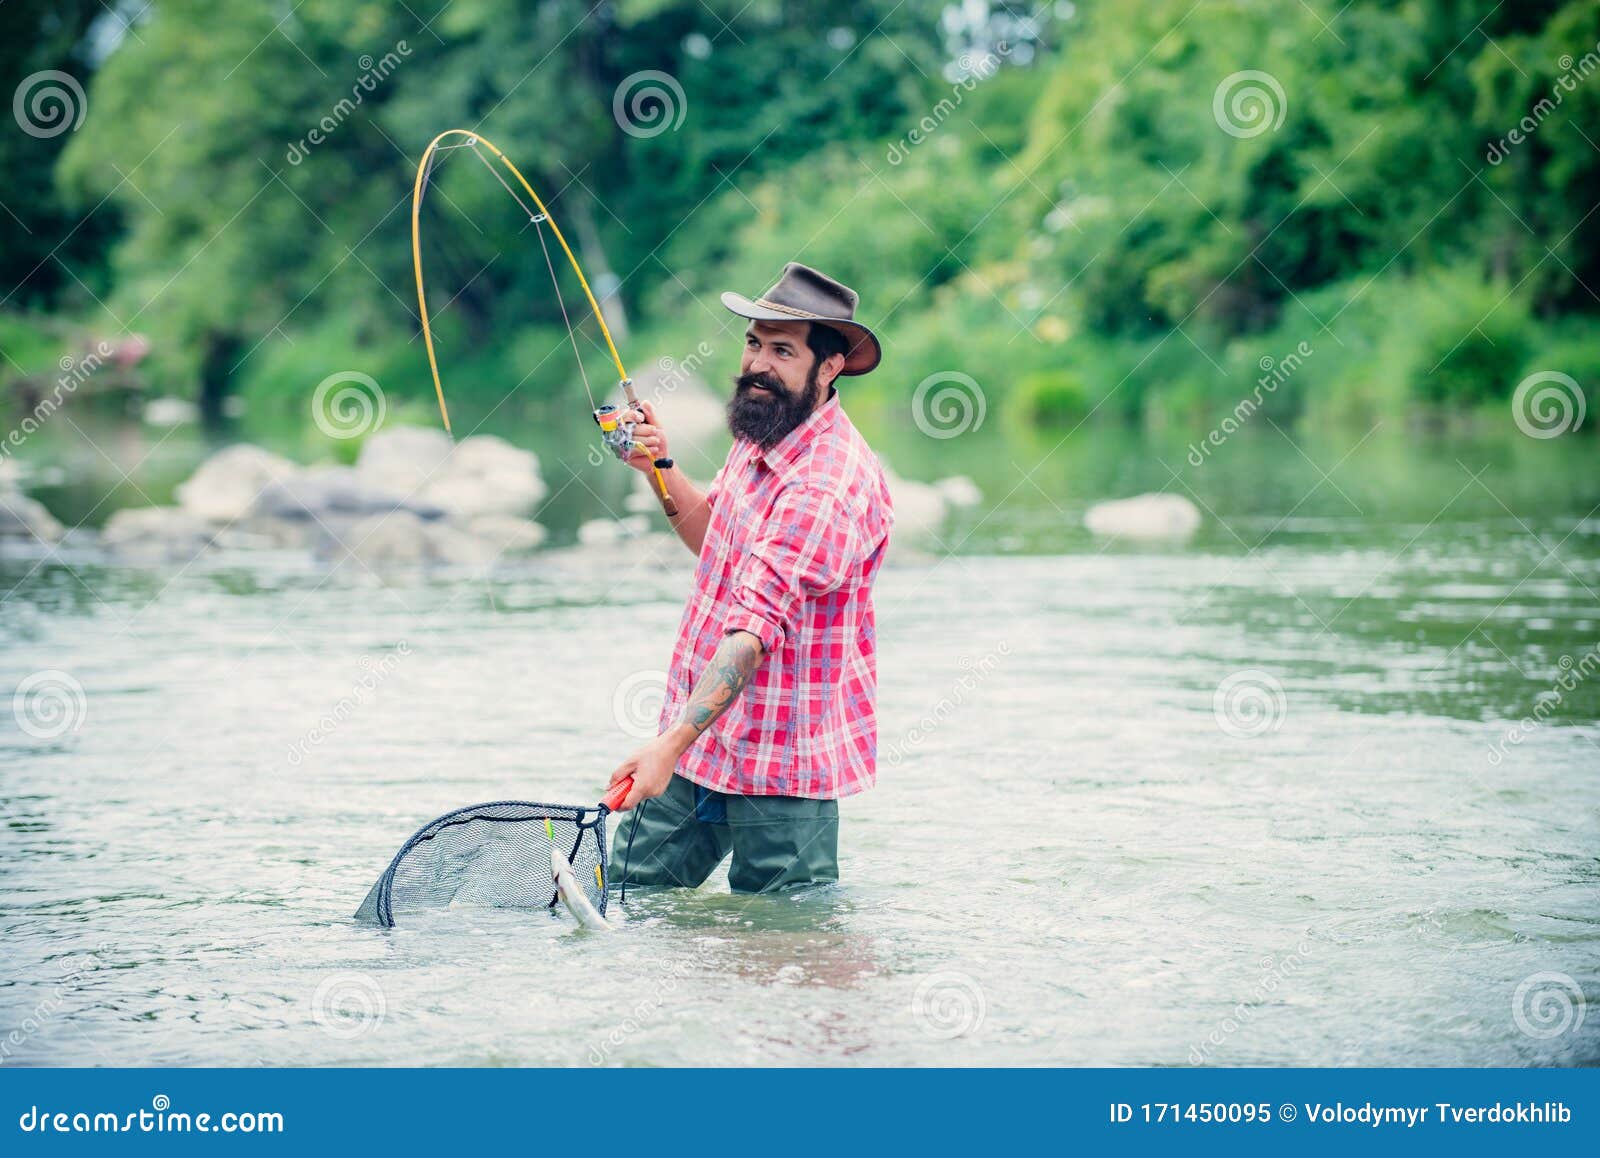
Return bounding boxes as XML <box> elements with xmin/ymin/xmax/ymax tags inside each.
<box><xmin>610</xmin><ymin>773</ymin><xmax>839</xmax><ymax>894</ymax></box>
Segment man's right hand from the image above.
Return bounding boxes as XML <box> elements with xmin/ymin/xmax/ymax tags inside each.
<box><xmin>625</xmin><ymin>399</ymin><xmax>669</xmax><ymax>472</ymax></box>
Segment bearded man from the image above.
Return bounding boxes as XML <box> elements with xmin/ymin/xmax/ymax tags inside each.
<box><xmin>607</xmin><ymin>263</ymin><xmax>893</xmax><ymax>893</ymax></box>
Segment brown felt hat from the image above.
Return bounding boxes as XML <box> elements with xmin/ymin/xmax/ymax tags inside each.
<box><xmin>721</xmin><ymin>262</ymin><xmax>881</xmax><ymax>376</ymax></box>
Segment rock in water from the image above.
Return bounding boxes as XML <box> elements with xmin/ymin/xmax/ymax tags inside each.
<box><xmin>935</xmin><ymin>475</ymin><xmax>983</xmax><ymax>508</ymax></box>
<box><xmin>247</xmin><ymin>466</ymin><xmax>443</xmax><ymax>522</ymax></box>
<box><xmin>355</xmin><ymin>429</ymin><xmax>545</xmax><ymax>518</ymax></box>
<box><xmin>466</xmin><ymin>514</ymin><xmax>547</xmax><ymax>555</ymax></box>
<box><xmin>175</xmin><ymin>445</ymin><xmax>299</xmax><ymax>522</ymax></box>
<box><xmin>424</xmin><ymin>435</ymin><xmax>546</xmax><ymax>517</ymax></box>
<box><xmin>881</xmin><ymin>465</ymin><xmax>948</xmax><ymax>543</ymax></box>
<box><xmin>320</xmin><ymin>509</ymin><xmax>501</xmax><ymax>568</ymax></box>
<box><xmin>1084</xmin><ymin>493</ymin><xmax>1201</xmax><ymax>541</ymax></box>
<box><xmin>0</xmin><ymin>490</ymin><xmax>64</xmax><ymax>544</ymax></box>
<box><xmin>101</xmin><ymin>507</ymin><xmax>215</xmax><ymax>562</ymax></box>
<box><xmin>353</xmin><ymin>427</ymin><xmax>454</xmax><ymax>496</ymax></box>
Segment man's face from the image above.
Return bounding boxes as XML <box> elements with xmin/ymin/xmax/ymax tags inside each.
<box><xmin>726</xmin><ymin>321</ymin><xmax>826</xmax><ymax>448</ymax></box>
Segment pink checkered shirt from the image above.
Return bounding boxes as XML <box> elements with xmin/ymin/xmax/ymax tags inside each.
<box><xmin>661</xmin><ymin>391</ymin><xmax>893</xmax><ymax>799</ymax></box>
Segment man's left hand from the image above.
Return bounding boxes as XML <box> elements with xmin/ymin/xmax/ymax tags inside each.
<box><xmin>607</xmin><ymin>732</ymin><xmax>685</xmax><ymax>810</ymax></box>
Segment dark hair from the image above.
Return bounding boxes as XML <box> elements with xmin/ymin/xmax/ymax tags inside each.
<box><xmin>806</xmin><ymin>322</ymin><xmax>850</xmax><ymax>368</ymax></box>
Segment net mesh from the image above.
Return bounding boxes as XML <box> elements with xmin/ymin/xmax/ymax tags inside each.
<box><xmin>355</xmin><ymin>800</ymin><xmax>609</xmax><ymax>927</ymax></box>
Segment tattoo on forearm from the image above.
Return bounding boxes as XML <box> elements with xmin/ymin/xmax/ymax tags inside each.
<box><xmin>680</xmin><ymin>632</ymin><xmax>763</xmax><ymax>735</ymax></box>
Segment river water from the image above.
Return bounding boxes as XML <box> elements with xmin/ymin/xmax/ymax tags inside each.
<box><xmin>2</xmin><ymin>422</ymin><xmax>1597</xmax><ymax>1066</ymax></box>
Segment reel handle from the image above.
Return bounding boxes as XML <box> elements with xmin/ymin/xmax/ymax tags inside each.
<box><xmin>601</xmin><ymin>776</ymin><xmax>634</xmax><ymax>812</ymax></box>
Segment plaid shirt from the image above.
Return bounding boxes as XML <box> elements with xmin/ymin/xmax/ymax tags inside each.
<box><xmin>662</xmin><ymin>391</ymin><xmax>893</xmax><ymax>799</ymax></box>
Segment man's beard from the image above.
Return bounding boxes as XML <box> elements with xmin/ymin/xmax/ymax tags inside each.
<box><xmin>726</xmin><ymin>365</ymin><xmax>824</xmax><ymax>449</ymax></box>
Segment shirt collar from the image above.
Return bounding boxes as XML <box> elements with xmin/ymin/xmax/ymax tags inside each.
<box><xmin>751</xmin><ymin>388</ymin><xmax>840</xmax><ymax>477</ymax></box>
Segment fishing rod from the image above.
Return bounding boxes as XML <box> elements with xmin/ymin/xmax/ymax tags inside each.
<box><xmin>411</xmin><ymin>128</ymin><xmax>677</xmax><ymax>518</ymax></box>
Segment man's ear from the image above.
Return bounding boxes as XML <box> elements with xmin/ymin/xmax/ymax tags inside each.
<box><xmin>817</xmin><ymin>352</ymin><xmax>846</xmax><ymax>390</ymax></box>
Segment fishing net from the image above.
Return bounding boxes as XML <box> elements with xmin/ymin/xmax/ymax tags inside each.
<box><xmin>355</xmin><ymin>800</ymin><xmax>610</xmax><ymax>927</ymax></box>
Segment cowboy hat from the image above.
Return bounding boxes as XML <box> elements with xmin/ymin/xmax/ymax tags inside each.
<box><xmin>721</xmin><ymin>262</ymin><xmax>881</xmax><ymax>376</ymax></box>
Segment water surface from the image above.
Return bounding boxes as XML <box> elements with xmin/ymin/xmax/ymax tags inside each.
<box><xmin>2</xmin><ymin>425</ymin><xmax>1597</xmax><ymax>1065</ymax></box>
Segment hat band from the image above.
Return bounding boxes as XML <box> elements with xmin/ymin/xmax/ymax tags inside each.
<box><xmin>753</xmin><ymin>296</ymin><xmax>833</xmax><ymax>321</ymax></box>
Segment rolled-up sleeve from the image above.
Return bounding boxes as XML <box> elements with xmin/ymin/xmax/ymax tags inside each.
<box><xmin>725</xmin><ymin>485</ymin><xmax>862</xmax><ymax>654</ymax></box>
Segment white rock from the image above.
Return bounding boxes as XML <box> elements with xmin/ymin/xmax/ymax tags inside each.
<box><xmin>0</xmin><ymin>490</ymin><xmax>64</xmax><ymax>543</ymax></box>
<box><xmin>882</xmin><ymin>466</ymin><xmax>948</xmax><ymax>542</ymax></box>
<box><xmin>631</xmin><ymin>365</ymin><xmax>728</xmax><ymax>452</ymax></box>
<box><xmin>577</xmin><ymin>515</ymin><xmax>650</xmax><ymax>545</ymax></box>
<box><xmin>355</xmin><ymin>429</ymin><xmax>544</xmax><ymax>518</ymax></box>
<box><xmin>1084</xmin><ymin>493</ymin><xmax>1201</xmax><ymax>541</ymax></box>
<box><xmin>142</xmin><ymin>397</ymin><xmax>198</xmax><ymax>427</ymax></box>
<box><xmin>322</xmin><ymin>508</ymin><xmax>501</xmax><ymax>568</ymax></box>
<box><xmin>175</xmin><ymin>445</ymin><xmax>299</xmax><ymax>522</ymax></box>
<box><xmin>466</xmin><ymin>514</ymin><xmax>547</xmax><ymax>555</ymax></box>
<box><xmin>935</xmin><ymin>475</ymin><xmax>983</xmax><ymax>508</ymax></box>
<box><xmin>101</xmin><ymin>506</ymin><xmax>214</xmax><ymax>562</ymax></box>
<box><xmin>353</xmin><ymin>426</ymin><xmax>454</xmax><ymax>496</ymax></box>
<box><xmin>249</xmin><ymin>465</ymin><xmax>437</xmax><ymax>521</ymax></box>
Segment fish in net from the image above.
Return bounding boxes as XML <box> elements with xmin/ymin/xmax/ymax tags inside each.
<box><xmin>355</xmin><ymin>800</ymin><xmax>611</xmax><ymax>927</ymax></box>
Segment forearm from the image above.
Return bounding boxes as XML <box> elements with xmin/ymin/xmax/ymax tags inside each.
<box><xmin>656</xmin><ymin>463</ymin><xmax>712</xmax><ymax>555</ymax></box>
<box><xmin>659</xmin><ymin>629</ymin><xmax>764</xmax><ymax>754</ymax></box>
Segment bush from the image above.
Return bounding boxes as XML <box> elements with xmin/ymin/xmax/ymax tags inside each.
<box><xmin>1015</xmin><ymin>370</ymin><xmax>1089</xmax><ymax>424</ymax></box>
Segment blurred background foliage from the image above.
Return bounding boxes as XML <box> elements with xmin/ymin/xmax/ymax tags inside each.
<box><xmin>2</xmin><ymin>0</ymin><xmax>1596</xmax><ymax>443</ymax></box>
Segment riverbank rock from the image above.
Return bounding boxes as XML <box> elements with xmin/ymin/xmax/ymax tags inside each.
<box><xmin>1084</xmin><ymin>493</ymin><xmax>1201</xmax><ymax>541</ymax></box>
<box><xmin>466</xmin><ymin>514</ymin><xmax>547</xmax><ymax>555</ymax></box>
<box><xmin>578</xmin><ymin>514</ymin><xmax>651</xmax><ymax>544</ymax></box>
<box><xmin>247</xmin><ymin>466</ymin><xmax>442</xmax><ymax>523</ymax></box>
<box><xmin>0</xmin><ymin>489</ymin><xmax>64</xmax><ymax>545</ymax></box>
<box><xmin>101</xmin><ymin>506</ymin><xmax>215</xmax><ymax>562</ymax></box>
<box><xmin>175</xmin><ymin>445</ymin><xmax>299</xmax><ymax>522</ymax></box>
<box><xmin>935</xmin><ymin>475</ymin><xmax>983</xmax><ymax>508</ymax></box>
<box><xmin>318</xmin><ymin>508</ymin><xmax>501</xmax><ymax>568</ymax></box>
<box><xmin>883</xmin><ymin>467</ymin><xmax>949</xmax><ymax>543</ymax></box>
<box><xmin>355</xmin><ymin>429</ymin><xmax>546</xmax><ymax>517</ymax></box>
<box><xmin>95</xmin><ymin>430</ymin><xmax>554</xmax><ymax>568</ymax></box>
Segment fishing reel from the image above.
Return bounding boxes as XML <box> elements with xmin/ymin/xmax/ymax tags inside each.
<box><xmin>592</xmin><ymin>402</ymin><xmax>642</xmax><ymax>464</ymax></box>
